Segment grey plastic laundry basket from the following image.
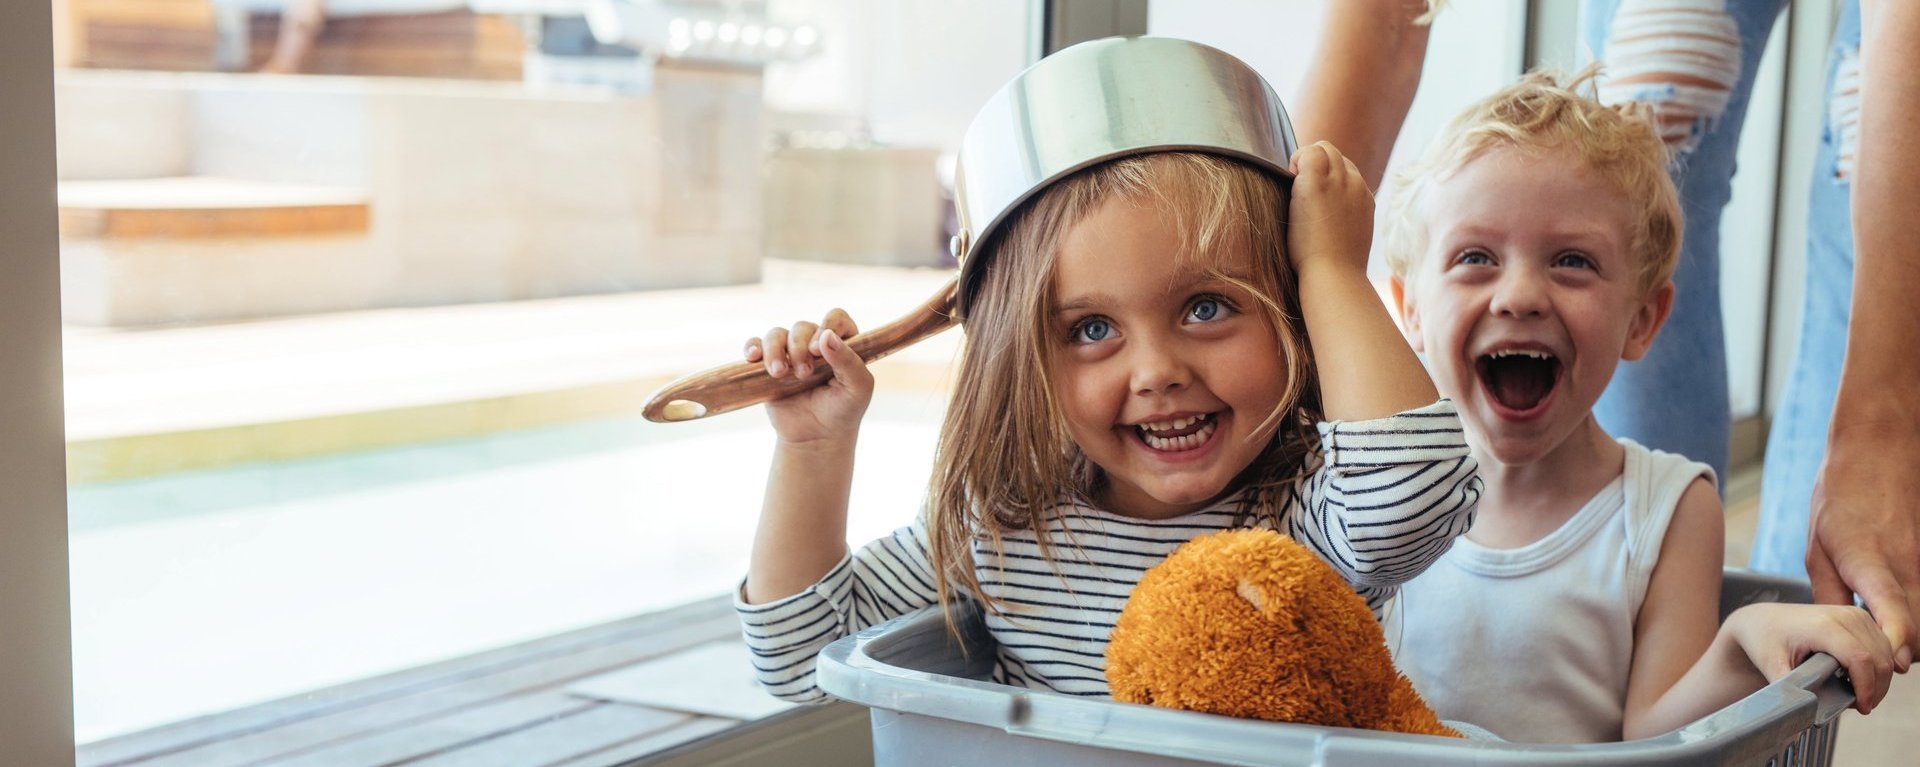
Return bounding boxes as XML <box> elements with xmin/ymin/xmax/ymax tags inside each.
<box><xmin>816</xmin><ymin>568</ymin><xmax>1851</xmax><ymax>766</ymax></box>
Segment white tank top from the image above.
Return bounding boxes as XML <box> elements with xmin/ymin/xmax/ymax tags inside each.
<box><xmin>1382</xmin><ymin>438</ymin><xmax>1713</xmax><ymax>743</ymax></box>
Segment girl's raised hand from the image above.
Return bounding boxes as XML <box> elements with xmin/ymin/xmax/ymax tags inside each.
<box><xmin>1726</xmin><ymin>602</ymin><xmax>1898</xmax><ymax>714</ymax></box>
<box><xmin>744</xmin><ymin>308</ymin><xmax>875</xmax><ymax>445</ymax></box>
<box><xmin>1287</xmin><ymin>141</ymin><xmax>1374</xmax><ymax>274</ymax></box>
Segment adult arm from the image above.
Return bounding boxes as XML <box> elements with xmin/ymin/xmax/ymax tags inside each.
<box><xmin>1293</xmin><ymin>0</ymin><xmax>1435</xmax><ymax>189</ymax></box>
<box><xmin>1807</xmin><ymin>0</ymin><xmax>1920</xmax><ymax>671</ymax></box>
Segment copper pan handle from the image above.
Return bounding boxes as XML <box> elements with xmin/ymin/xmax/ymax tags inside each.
<box><xmin>642</xmin><ymin>277</ymin><xmax>960</xmax><ymax>422</ymax></box>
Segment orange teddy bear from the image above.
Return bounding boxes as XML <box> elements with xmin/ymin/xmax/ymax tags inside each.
<box><xmin>1106</xmin><ymin>528</ymin><xmax>1460</xmax><ymax>738</ymax></box>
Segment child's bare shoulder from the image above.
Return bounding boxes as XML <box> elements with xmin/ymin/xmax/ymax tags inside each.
<box><xmin>1657</xmin><ymin>476</ymin><xmax>1723</xmax><ymax>559</ymax></box>
<box><xmin>1666</xmin><ymin>476</ymin><xmax>1728</xmax><ymax>538</ymax></box>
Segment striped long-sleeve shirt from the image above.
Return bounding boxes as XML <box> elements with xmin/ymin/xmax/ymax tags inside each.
<box><xmin>736</xmin><ymin>399</ymin><xmax>1481</xmax><ymax>702</ymax></box>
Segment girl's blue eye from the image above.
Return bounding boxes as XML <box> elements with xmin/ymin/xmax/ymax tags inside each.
<box><xmin>1070</xmin><ymin>317</ymin><xmax>1113</xmax><ymax>344</ymax></box>
<box><xmin>1553</xmin><ymin>251</ymin><xmax>1596</xmax><ymax>270</ymax></box>
<box><xmin>1186</xmin><ymin>296</ymin><xmax>1228</xmax><ymax>323</ymax></box>
<box><xmin>1456</xmin><ymin>249</ymin><xmax>1493</xmax><ymax>266</ymax></box>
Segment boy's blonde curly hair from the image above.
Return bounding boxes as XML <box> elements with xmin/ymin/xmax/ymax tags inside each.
<box><xmin>1380</xmin><ymin>67</ymin><xmax>1682</xmax><ymax>296</ymax></box>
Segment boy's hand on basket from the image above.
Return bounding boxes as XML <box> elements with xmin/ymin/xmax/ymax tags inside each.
<box><xmin>745</xmin><ymin>308</ymin><xmax>874</xmax><ymax>445</ymax></box>
<box><xmin>1725</xmin><ymin>602</ymin><xmax>1896</xmax><ymax>714</ymax></box>
<box><xmin>1287</xmin><ymin>141</ymin><xmax>1374</xmax><ymax>274</ymax></box>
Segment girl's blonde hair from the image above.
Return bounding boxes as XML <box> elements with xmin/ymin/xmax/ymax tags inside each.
<box><xmin>926</xmin><ymin>152</ymin><xmax>1321</xmax><ymax>618</ymax></box>
<box><xmin>1380</xmin><ymin>67</ymin><xmax>1683</xmax><ymax>295</ymax></box>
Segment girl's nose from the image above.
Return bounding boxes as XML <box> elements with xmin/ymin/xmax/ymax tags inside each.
<box><xmin>1129</xmin><ymin>335</ymin><xmax>1192</xmax><ymax>395</ymax></box>
<box><xmin>1489</xmin><ymin>267</ymin><xmax>1550</xmax><ymax>319</ymax></box>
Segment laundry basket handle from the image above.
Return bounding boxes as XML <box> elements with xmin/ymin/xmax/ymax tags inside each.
<box><xmin>1784</xmin><ymin>652</ymin><xmax>1857</xmax><ymax>726</ymax></box>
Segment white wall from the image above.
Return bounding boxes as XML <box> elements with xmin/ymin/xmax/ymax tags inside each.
<box><xmin>763</xmin><ymin>0</ymin><xmax>1032</xmax><ymax>152</ymax></box>
<box><xmin>1147</xmin><ymin>0</ymin><xmax>1527</xmax><ymax>177</ymax></box>
<box><xmin>0</xmin><ymin>2</ymin><xmax>77</xmax><ymax>765</ymax></box>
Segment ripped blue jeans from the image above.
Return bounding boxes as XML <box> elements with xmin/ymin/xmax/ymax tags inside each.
<box><xmin>1579</xmin><ymin>0</ymin><xmax>1791</xmax><ymax>485</ymax></box>
<box><xmin>1752</xmin><ymin>1</ymin><xmax>1863</xmax><ymax>579</ymax></box>
<box><xmin>1580</xmin><ymin>0</ymin><xmax>1864</xmax><ymax>579</ymax></box>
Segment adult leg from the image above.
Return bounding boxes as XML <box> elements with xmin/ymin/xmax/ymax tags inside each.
<box><xmin>1753</xmin><ymin>0</ymin><xmax>1863</xmax><ymax>579</ymax></box>
<box><xmin>1580</xmin><ymin>0</ymin><xmax>1789</xmax><ymax>482</ymax></box>
<box><xmin>261</xmin><ymin>0</ymin><xmax>326</xmax><ymax>74</ymax></box>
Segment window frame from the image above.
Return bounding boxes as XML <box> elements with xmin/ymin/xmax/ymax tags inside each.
<box><xmin>1</xmin><ymin>1</ymin><xmax>77</xmax><ymax>765</ymax></box>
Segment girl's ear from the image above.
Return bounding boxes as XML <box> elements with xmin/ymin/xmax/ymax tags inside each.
<box><xmin>1623</xmin><ymin>280</ymin><xmax>1676</xmax><ymax>361</ymax></box>
<box><xmin>1389</xmin><ymin>276</ymin><xmax>1424</xmax><ymax>353</ymax></box>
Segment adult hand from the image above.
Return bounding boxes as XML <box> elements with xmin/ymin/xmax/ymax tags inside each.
<box><xmin>1806</xmin><ymin>423</ymin><xmax>1920</xmax><ymax>673</ymax></box>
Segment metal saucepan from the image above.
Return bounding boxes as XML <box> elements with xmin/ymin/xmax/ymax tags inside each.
<box><xmin>642</xmin><ymin>36</ymin><xmax>1298</xmax><ymax>423</ymax></box>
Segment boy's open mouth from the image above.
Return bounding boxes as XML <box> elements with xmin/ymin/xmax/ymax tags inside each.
<box><xmin>1134</xmin><ymin>412</ymin><xmax>1219</xmax><ymax>452</ymax></box>
<box><xmin>1476</xmin><ymin>349</ymin><xmax>1561</xmax><ymax>414</ymax></box>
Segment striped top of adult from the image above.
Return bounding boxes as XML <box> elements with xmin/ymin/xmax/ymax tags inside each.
<box><xmin>736</xmin><ymin>399</ymin><xmax>1481</xmax><ymax>702</ymax></box>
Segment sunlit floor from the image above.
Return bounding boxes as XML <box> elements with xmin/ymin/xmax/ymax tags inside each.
<box><xmin>67</xmin><ymin>390</ymin><xmax>947</xmax><ymax>743</ymax></box>
<box><xmin>68</xmin><ymin>403</ymin><xmax>1920</xmax><ymax>760</ymax></box>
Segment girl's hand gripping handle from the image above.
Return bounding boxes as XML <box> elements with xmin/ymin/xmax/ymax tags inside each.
<box><xmin>642</xmin><ymin>278</ymin><xmax>959</xmax><ymax>423</ymax></box>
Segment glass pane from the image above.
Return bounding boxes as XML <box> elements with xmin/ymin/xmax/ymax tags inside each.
<box><xmin>57</xmin><ymin>0</ymin><xmax>1027</xmax><ymax>759</ymax></box>
<box><xmin>1721</xmin><ymin>12</ymin><xmax>1789</xmax><ymax>421</ymax></box>
<box><xmin>1150</xmin><ymin>0</ymin><xmax>1779</xmax><ymax>423</ymax></box>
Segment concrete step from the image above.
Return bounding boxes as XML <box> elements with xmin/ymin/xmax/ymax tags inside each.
<box><xmin>63</xmin><ymin>260</ymin><xmax>961</xmax><ymax>484</ymax></box>
<box><xmin>58</xmin><ymin>176</ymin><xmax>379</xmax><ymax>327</ymax></box>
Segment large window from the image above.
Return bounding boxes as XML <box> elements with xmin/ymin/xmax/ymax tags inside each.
<box><xmin>58</xmin><ymin>0</ymin><xmax>1025</xmax><ymax>761</ymax></box>
<box><xmin>44</xmin><ymin>1</ymin><xmax>1830</xmax><ymax>763</ymax></box>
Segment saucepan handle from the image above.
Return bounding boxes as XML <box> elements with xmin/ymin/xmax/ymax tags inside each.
<box><xmin>643</xmin><ymin>278</ymin><xmax>959</xmax><ymax>422</ymax></box>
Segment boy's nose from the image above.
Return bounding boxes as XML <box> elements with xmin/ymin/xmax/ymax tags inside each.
<box><xmin>1489</xmin><ymin>269</ymin><xmax>1550</xmax><ymax>319</ymax></box>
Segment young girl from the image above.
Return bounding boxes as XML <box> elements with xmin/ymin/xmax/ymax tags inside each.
<box><xmin>733</xmin><ymin>101</ymin><xmax>1481</xmax><ymax>702</ymax></box>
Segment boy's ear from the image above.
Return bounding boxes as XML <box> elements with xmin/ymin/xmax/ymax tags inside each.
<box><xmin>1622</xmin><ymin>280</ymin><xmax>1676</xmax><ymax>361</ymax></box>
<box><xmin>1389</xmin><ymin>275</ymin><xmax>1425</xmax><ymax>353</ymax></box>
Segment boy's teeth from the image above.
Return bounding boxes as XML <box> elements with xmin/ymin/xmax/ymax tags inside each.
<box><xmin>1479</xmin><ymin>350</ymin><xmax>1561</xmax><ymax>411</ymax></box>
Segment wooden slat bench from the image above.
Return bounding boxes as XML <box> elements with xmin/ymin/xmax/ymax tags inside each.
<box><xmin>59</xmin><ymin>177</ymin><xmax>372</xmax><ymax>239</ymax></box>
<box><xmin>64</xmin><ymin>0</ymin><xmax>524</xmax><ymax>79</ymax></box>
<box><xmin>75</xmin><ymin>597</ymin><xmax>795</xmax><ymax>767</ymax></box>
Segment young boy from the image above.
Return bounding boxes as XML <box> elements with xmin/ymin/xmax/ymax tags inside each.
<box><xmin>1377</xmin><ymin>71</ymin><xmax>1899</xmax><ymax>744</ymax></box>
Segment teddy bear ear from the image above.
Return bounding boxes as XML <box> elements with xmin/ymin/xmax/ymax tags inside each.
<box><xmin>1234</xmin><ymin>578</ymin><xmax>1266</xmax><ymax>612</ymax></box>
